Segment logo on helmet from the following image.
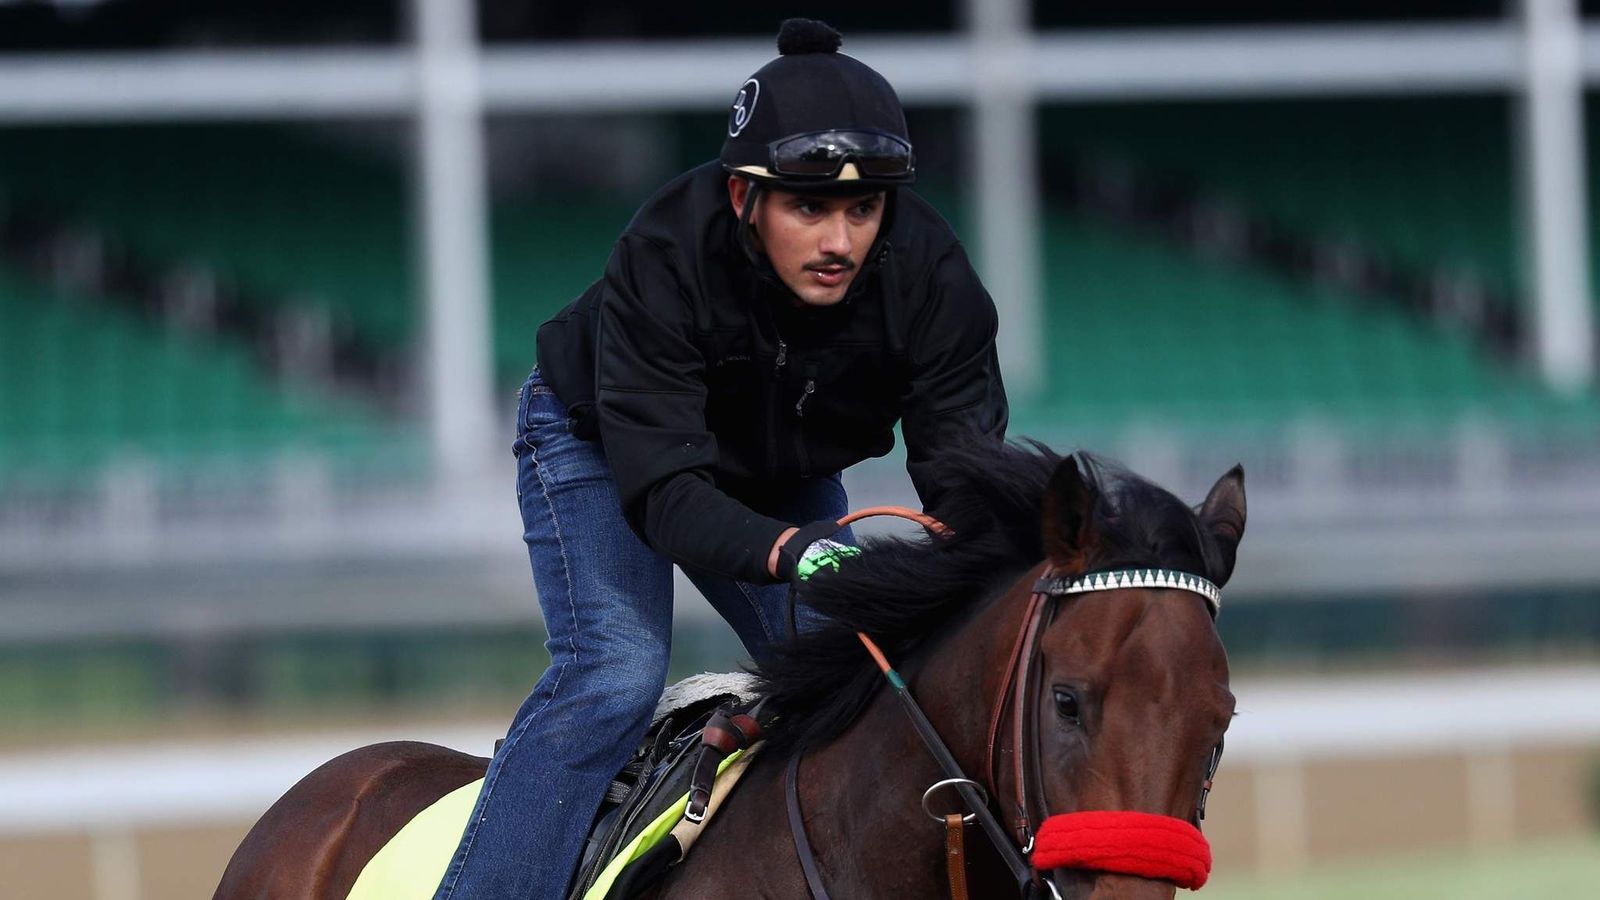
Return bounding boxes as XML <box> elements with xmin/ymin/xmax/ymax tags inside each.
<box><xmin>728</xmin><ymin>78</ymin><xmax>759</xmax><ymax>137</ymax></box>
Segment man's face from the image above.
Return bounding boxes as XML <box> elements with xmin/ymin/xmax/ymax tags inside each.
<box><xmin>729</xmin><ymin>178</ymin><xmax>885</xmax><ymax>307</ymax></box>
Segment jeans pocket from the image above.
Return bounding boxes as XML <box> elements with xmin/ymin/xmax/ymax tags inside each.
<box><xmin>513</xmin><ymin>376</ymin><xmax>567</xmax><ymax>458</ymax></box>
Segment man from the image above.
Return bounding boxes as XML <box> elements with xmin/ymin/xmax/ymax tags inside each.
<box><xmin>433</xmin><ymin>18</ymin><xmax>1007</xmax><ymax>900</ymax></box>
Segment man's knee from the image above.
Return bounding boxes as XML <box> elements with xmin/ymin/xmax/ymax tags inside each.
<box><xmin>574</xmin><ymin>644</ymin><xmax>668</xmax><ymax>725</ymax></box>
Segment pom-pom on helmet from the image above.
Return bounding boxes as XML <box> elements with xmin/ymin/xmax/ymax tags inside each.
<box><xmin>720</xmin><ymin>19</ymin><xmax>915</xmax><ymax>194</ymax></box>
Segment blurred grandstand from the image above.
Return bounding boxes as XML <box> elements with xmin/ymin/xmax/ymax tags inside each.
<box><xmin>1</xmin><ymin>2</ymin><xmax>1598</xmax><ymax>899</ymax></box>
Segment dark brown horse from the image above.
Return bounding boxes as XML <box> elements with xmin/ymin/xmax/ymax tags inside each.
<box><xmin>216</xmin><ymin>443</ymin><xmax>1245</xmax><ymax>900</ymax></box>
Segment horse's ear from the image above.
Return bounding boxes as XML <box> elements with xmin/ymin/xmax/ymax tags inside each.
<box><xmin>1198</xmin><ymin>464</ymin><xmax>1247</xmax><ymax>585</ymax></box>
<box><xmin>1043</xmin><ymin>455</ymin><xmax>1099</xmax><ymax>573</ymax></box>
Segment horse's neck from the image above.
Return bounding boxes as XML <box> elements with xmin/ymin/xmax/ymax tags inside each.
<box><xmin>658</xmin><ymin>568</ymin><xmax>1041</xmax><ymax>899</ymax></box>
<box><xmin>772</xmin><ymin>567</ymin><xmax>1045</xmax><ymax>894</ymax></box>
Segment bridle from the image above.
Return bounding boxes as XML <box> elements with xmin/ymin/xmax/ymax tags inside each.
<box><xmin>785</xmin><ymin>509</ymin><xmax>1226</xmax><ymax>899</ymax></box>
<box><xmin>993</xmin><ymin>569</ymin><xmax>1224</xmax><ymax>849</ymax></box>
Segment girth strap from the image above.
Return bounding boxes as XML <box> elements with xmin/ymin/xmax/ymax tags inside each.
<box><xmin>786</xmin><ymin>753</ymin><xmax>833</xmax><ymax>900</ymax></box>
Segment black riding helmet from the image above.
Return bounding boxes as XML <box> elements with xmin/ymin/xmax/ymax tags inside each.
<box><xmin>720</xmin><ymin>19</ymin><xmax>916</xmax><ymax>194</ymax></box>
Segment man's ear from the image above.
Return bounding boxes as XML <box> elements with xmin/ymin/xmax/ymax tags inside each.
<box><xmin>727</xmin><ymin>175</ymin><xmax>748</xmax><ymax>218</ymax></box>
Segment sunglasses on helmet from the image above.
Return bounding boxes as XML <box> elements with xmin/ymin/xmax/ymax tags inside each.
<box><xmin>767</xmin><ymin>129</ymin><xmax>915</xmax><ymax>180</ymax></box>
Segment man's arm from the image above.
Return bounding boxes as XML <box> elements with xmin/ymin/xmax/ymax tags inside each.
<box><xmin>595</xmin><ymin>234</ymin><xmax>794</xmax><ymax>583</ymax></box>
<box><xmin>899</xmin><ymin>244</ymin><xmax>1010</xmax><ymax>512</ymax></box>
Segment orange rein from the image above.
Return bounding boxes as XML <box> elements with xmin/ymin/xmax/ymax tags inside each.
<box><xmin>836</xmin><ymin>504</ymin><xmax>950</xmax><ymax>537</ymax></box>
<box><xmin>831</xmin><ymin>505</ymin><xmax>951</xmax><ymax>673</ymax></box>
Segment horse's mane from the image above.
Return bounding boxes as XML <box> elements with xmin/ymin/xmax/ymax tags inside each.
<box><xmin>752</xmin><ymin>438</ymin><xmax>1227</xmax><ymax>759</ymax></box>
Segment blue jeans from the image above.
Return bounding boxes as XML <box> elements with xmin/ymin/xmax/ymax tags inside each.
<box><xmin>432</xmin><ymin>369</ymin><xmax>852</xmax><ymax>900</ymax></box>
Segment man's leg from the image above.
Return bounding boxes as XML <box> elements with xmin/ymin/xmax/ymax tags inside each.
<box><xmin>434</xmin><ymin>373</ymin><xmax>673</xmax><ymax>900</ymax></box>
<box><xmin>685</xmin><ymin>472</ymin><xmax>854</xmax><ymax>662</ymax></box>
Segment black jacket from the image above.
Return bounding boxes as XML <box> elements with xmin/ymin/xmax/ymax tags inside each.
<box><xmin>535</xmin><ymin>161</ymin><xmax>1008</xmax><ymax>584</ymax></box>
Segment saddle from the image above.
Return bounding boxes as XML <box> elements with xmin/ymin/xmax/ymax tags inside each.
<box><xmin>563</xmin><ymin>674</ymin><xmax>768</xmax><ymax>900</ymax></box>
<box><xmin>342</xmin><ymin>675</ymin><xmax>766</xmax><ymax>900</ymax></box>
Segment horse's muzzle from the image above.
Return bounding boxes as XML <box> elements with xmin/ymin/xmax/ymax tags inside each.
<box><xmin>1044</xmin><ymin>870</ymin><xmax>1180</xmax><ymax>900</ymax></box>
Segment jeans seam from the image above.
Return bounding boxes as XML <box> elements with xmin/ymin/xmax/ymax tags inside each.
<box><xmin>438</xmin><ymin>440</ymin><xmax>580</xmax><ymax>900</ymax></box>
<box><xmin>530</xmin><ymin>438</ymin><xmax>584</xmax><ymax>682</ymax></box>
<box><xmin>735</xmin><ymin>580</ymin><xmax>778</xmax><ymax>646</ymax></box>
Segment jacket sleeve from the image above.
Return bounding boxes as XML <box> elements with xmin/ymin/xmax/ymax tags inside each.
<box><xmin>594</xmin><ymin>234</ymin><xmax>792</xmax><ymax>583</ymax></box>
<box><xmin>900</xmin><ymin>243</ymin><xmax>1010</xmax><ymax>512</ymax></box>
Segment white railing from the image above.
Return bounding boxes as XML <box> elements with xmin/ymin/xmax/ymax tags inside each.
<box><xmin>2</xmin><ymin>665</ymin><xmax>1594</xmax><ymax>871</ymax></box>
<box><xmin>2</xmin><ymin>423</ymin><xmax>1597</xmax><ymax>628</ymax></box>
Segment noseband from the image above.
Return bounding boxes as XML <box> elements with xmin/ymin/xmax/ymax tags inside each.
<box><xmin>785</xmin><ymin>510</ymin><xmax>1226</xmax><ymax>899</ymax></box>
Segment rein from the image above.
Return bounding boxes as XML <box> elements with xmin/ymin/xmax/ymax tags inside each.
<box><xmin>783</xmin><ymin>508</ymin><xmax>1224</xmax><ymax>899</ymax></box>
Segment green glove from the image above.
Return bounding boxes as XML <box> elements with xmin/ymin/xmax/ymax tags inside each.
<box><xmin>794</xmin><ymin>538</ymin><xmax>862</xmax><ymax>581</ymax></box>
<box><xmin>775</xmin><ymin>520</ymin><xmax>861</xmax><ymax>582</ymax></box>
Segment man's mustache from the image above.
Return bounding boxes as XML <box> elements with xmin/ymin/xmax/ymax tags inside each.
<box><xmin>805</xmin><ymin>256</ymin><xmax>855</xmax><ymax>271</ymax></box>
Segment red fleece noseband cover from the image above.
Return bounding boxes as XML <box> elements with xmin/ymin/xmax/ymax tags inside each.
<box><xmin>1031</xmin><ymin>811</ymin><xmax>1212</xmax><ymax>890</ymax></box>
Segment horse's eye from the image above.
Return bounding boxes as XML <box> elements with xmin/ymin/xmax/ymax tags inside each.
<box><xmin>1053</xmin><ymin>688</ymin><xmax>1080</xmax><ymax>724</ymax></box>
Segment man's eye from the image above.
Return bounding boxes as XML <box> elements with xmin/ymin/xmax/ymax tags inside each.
<box><xmin>854</xmin><ymin>204</ymin><xmax>876</xmax><ymax>216</ymax></box>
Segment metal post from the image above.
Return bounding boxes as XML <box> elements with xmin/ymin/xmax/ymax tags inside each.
<box><xmin>967</xmin><ymin>0</ymin><xmax>1044</xmax><ymax>400</ymax></box>
<box><xmin>1518</xmin><ymin>0</ymin><xmax>1595</xmax><ymax>391</ymax></box>
<box><xmin>412</xmin><ymin>0</ymin><xmax>496</xmax><ymax>491</ymax></box>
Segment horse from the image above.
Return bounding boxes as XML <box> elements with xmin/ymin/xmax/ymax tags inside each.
<box><xmin>214</xmin><ymin>441</ymin><xmax>1245</xmax><ymax>900</ymax></box>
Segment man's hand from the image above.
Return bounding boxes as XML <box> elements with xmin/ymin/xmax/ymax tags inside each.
<box><xmin>769</xmin><ymin>519</ymin><xmax>861</xmax><ymax>582</ymax></box>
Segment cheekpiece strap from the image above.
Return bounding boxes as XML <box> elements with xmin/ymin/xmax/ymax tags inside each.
<box><xmin>1032</xmin><ymin>568</ymin><xmax>1221</xmax><ymax>617</ymax></box>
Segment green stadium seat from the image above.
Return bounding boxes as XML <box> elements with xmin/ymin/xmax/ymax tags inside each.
<box><xmin>2</xmin><ymin>121</ymin><xmax>1596</xmax><ymax>472</ymax></box>
<box><xmin>1018</xmin><ymin>212</ymin><xmax>1600</xmax><ymax>443</ymax></box>
<box><xmin>0</xmin><ymin>264</ymin><xmax>402</xmax><ymax>482</ymax></box>
<box><xmin>1041</xmin><ymin>97</ymin><xmax>1541</xmax><ymax>308</ymax></box>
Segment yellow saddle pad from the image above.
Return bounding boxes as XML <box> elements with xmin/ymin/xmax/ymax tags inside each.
<box><xmin>346</xmin><ymin>750</ymin><xmax>747</xmax><ymax>900</ymax></box>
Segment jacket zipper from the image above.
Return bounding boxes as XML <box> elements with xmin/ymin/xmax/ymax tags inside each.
<box><xmin>795</xmin><ymin>365</ymin><xmax>817</xmax><ymax>417</ymax></box>
<box><xmin>793</xmin><ymin>359</ymin><xmax>818</xmax><ymax>474</ymax></box>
